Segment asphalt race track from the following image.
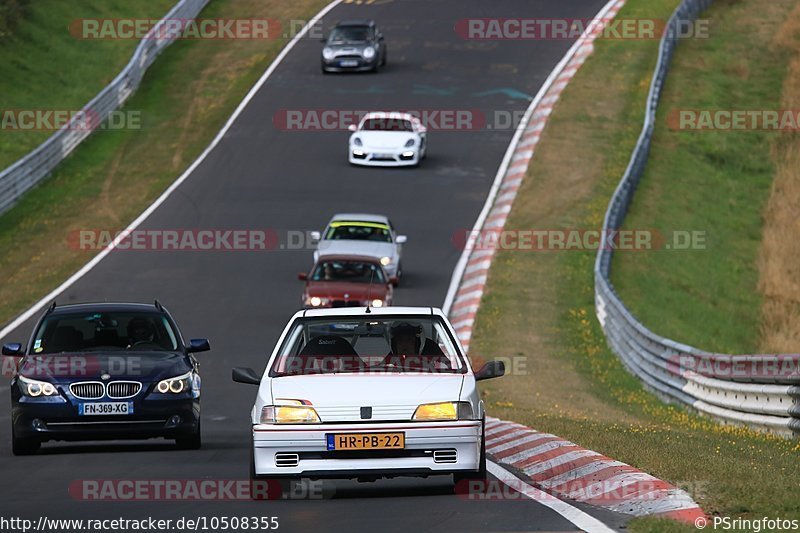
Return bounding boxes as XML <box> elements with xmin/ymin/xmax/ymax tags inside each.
<box><xmin>0</xmin><ymin>0</ymin><xmax>625</xmax><ymax>531</ymax></box>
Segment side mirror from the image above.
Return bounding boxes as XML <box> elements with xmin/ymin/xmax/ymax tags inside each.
<box><xmin>187</xmin><ymin>338</ymin><xmax>210</xmax><ymax>353</ymax></box>
<box><xmin>232</xmin><ymin>367</ymin><xmax>261</xmax><ymax>385</ymax></box>
<box><xmin>418</xmin><ymin>125</ymin><xmax>427</xmax><ymax>134</ymax></box>
<box><xmin>395</xmin><ymin>235</ymin><xmax>407</xmax><ymax>244</ymax></box>
<box><xmin>320</xmin><ymin>37</ymin><xmax>327</xmax><ymax>43</ymax></box>
<box><xmin>389</xmin><ymin>276</ymin><xmax>399</xmax><ymax>287</ymax></box>
<box><xmin>2</xmin><ymin>343</ymin><xmax>23</xmax><ymax>356</ymax></box>
<box><xmin>309</xmin><ymin>231</ymin><xmax>321</xmax><ymax>243</ymax></box>
<box><xmin>348</xmin><ymin>124</ymin><xmax>358</xmax><ymax>132</ymax></box>
<box><xmin>474</xmin><ymin>360</ymin><xmax>505</xmax><ymax>381</ymax></box>
<box><xmin>298</xmin><ymin>272</ymin><xmax>308</xmax><ymax>281</ymax></box>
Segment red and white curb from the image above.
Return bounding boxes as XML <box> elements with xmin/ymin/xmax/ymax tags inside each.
<box><xmin>486</xmin><ymin>417</ymin><xmax>705</xmax><ymax>523</ymax></box>
<box><xmin>442</xmin><ymin>0</ymin><xmax>706</xmax><ymax>525</ymax></box>
<box><xmin>444</xmin><ymin>0</ymin><xmax>626</xmax><ymax>353</ymax></box>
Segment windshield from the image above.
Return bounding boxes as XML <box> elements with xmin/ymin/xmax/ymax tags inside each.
<box><xmin>270</xmin><ymin>316</ymin><xmax>465</xmax><ymax>376</ymax></box>
<box><xmin>311</xmin><ymin>260</ymin><xmax>386</xmax><ymax>284</ymax></box>
<box><xmin>361</xmin><ymin>118</ymin><xmax>414</xmax><ymax>132</ymax></box>
<box><xmin>324</xmin><ymin>222</ymin><xmax>392</xmax><ymax>243</ymax></box>
<box><xmin>32</xmin><ymin>311</ymin><xmax>179</xmax><ymax>353</ymax></box>
<box><xmin>329</xmin><ymin>26</ymin><xmax>372</xmax><ymax>43</ymax></box>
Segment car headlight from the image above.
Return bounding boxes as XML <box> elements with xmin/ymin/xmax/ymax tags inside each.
<box><xmin>362</xmin><ymin>46</ymin><xmax>376</xmax><ymax>59</ymax></box>
<box><xmin>353</xmin><ymin>137</ymin><xmax>363</xmax><ymax>146</ymax></box>
<box><xmin>18</xmin><ymin>375</ymin><xmax>58</xmax><ymax>397</ymax></box>
<box><xmin>404</xmin><ymin>138</ymin><xmax>415</xmax><ymax>147</ymax></box>
<box><xmin>261</xmin><ymin>403</ymin><xmax>321</xmax><ymax>424</ymax></box>
<box><xmin>156</xmin><ymin>372</ymin><xmax>192</xmax><ymax>394</ymax></box>
<box><xmin>322</xmin><ymin>47</ymin><xmax>335</xmax><ymax>60</ymax></box>
<box><xmin>380</xmin><ymin>256</ymin><xmax>392</xmax><ymax>266</ymax></box>
<box><xmin>305</xmin><ymin>296</ymin><xmax>329</xmax><ymax>307</ymax></box>
<box><xmin>371</xmin><ymin>299</ymin><xmax>384</xmax><ymax>308</ymax></box>
<box><xmin>413</xmin><ymin>402</ymin><xmax>474</xmax><ymax>421</ymax></box>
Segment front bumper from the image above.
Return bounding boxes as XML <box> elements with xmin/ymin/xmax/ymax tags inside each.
<box><xmin>252</xmin><ymin>420</ymin><xmax>482</xmax><ymax>478</ymax></box>
<box><xmin>321</xmin><ymin>57</ymin><xmax>377</xmax><ymax>72</ymax></box>
<box><xmin>12</xmin><ymin>396</ymin><xmax>200</xmax><ymax>442</ymax></box>
<box><xmin>349</xmin><ymin>146</ymin><xmax>419</xmax><ymax>167</ymax></box>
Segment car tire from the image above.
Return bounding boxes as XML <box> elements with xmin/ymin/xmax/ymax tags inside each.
<box><xmin>175</xmin><ymin>421</ymin><xmax>201</xmax><ymax>450</ymax></box>
<box><xmin>381</xmin><ymin>49</ymin><xmax>387</xmax><ymax>67</ymax></box>
<box><xmin>11</xmin><ymin>427</ymin><xmax>40</xmax><ymax>456</ymax></box>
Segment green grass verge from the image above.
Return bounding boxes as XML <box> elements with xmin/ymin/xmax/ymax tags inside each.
<box><xmin>0</xmin><ymin>0</ymin><xmax>177</xmax><ymax>168</ymax></box>
<box><xmin>610</xmin><ymin>0</ymin><xmax>799</xmax><ymax>354</ymax></box>
<box><xmin>470</xmin><ymin>0</ymin><xmax>800</xmax><ymax>530</ymax></box>
<box><xmin>0</xmin><ymin>0</ymin><xmax>328</xmax><ymax>325</ymax></box>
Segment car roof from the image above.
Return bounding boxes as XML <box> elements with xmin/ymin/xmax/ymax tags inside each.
<box><xmin>48</xmin><ymin>302</ymin><xmax>162</xmax><ymax>316</ymax></box>
<box><xmin>314</xmin><ymin>254</ymin><xmax>382</xmax><ymax>264</ymax></box>
<box><xmin>299</xmin><ymin>306</ymin><xmax>444</xmax><ymax>319</ymax></box>
<box><xmin>330</xmin><ymin>213</ymin><xmax>390</xmax><ymax>224</ymax></box>
<box><xmin>361</xmin><ymin>111</ymin><xmax>416</xmax><ymax>122</ymax></box>
<box><xmin>335</xmin><ymin>20</ymin><xmax>375</xmax><ymax>28</ymax></box>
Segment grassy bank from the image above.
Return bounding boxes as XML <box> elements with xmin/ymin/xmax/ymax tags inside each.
<box><xmin>469</xmin><ymin>0</ymin><xmax>800</xmax><ymax>530</ymax></box>
<box><xmin>0</xmin><ymin>0</ymin><xmax>328</xmax><ymax>325</ymax></box>
<box><xmin>0</xmin><ymin>0</ymin><xmax>176</xmax><ymax>168</ymax></box>
<box><xmin>611</xmin><ymin>0</ymin><xmax>800</xmax><ymax>354</ymax></box>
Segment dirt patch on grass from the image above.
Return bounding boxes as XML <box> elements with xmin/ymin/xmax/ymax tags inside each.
<box><xmin>757</xmin><ymin>2</ymin><xmax>800</xmax><ymax>353</ymax></box>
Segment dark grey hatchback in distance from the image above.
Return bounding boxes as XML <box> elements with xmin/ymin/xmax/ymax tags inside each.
<box><xmin>321</xmin><ymin>20</ymin><xmax>387</xmax><ymax>73</ymax></box>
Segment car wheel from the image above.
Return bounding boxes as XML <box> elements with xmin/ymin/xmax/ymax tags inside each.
<box><xmin>175</xmin><ymin>420</ymin><xmax>201</xmax><ymax>450</ymax></box>
<box><xmin>11</xmin><ymin>427</ymin><xmax>40</xmax><ymax>456</ymax></box>
<box><xmin>381</xmin><ymin>49</ymin><xmax>387</xmax><ymax>67</ymax></box>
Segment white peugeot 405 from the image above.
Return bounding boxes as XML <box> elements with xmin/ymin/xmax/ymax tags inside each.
<box><xmin>348</xmin><ymin>112</ymin><xmax>427</xmax><ymax>167</ymax></box>
<box><xmin>232</xmin><ymin>307</ymin><xmax>504</xmax><ymax>487</ymax></box>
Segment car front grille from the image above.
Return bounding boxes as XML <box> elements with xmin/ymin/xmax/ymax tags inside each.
<box><xmin>69</xmin><ymin>381</ymin><xmax>142</xmax><ymax>399</ymax></box>
<box><xmin>433</xmin><ymin>449</ymin><xmax>458</xmax><ymax>464</ymax></box>
<box><xmin>275</xmin><ymin>453</ymin><xmax>300</xmax><ymax>467</ymax></box>
<box><xmin>107</xmin><ymin>381</ymin><xmax>142</xmax><ymax>399</ymax></box>
<box><xmin>332</xmin><ymin>300</ymin><xmax>363</xmax><ymax>308</ymax></box>
<box><xmin>69</xmin><ymin>381</ymin><xmax>105</xmax><ymax>400</ymax></box>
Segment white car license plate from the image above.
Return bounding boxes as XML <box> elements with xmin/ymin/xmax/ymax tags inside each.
<box><xmin>340</xmin><ymin>60</ymin><xmax>358</xmax><ymax>67</ymax></box>
<box><xmin>79</xmin><ymin>402</ymin><xmax>133</xmax><ymax>416</ymax></box>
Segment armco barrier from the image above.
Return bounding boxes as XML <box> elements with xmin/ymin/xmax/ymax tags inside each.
<box><xmin>0</xmin><ymin>0</ymin><xmax>210</xmax><ymax>215</ymax></box>
<box><xmin>594</xmin><ymin>0</ymin><xmax>800</xmax><ymax>436</ymax></box>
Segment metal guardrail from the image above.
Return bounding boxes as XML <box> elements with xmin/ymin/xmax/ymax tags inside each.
<box><xmin>594</xmin><ymin>0</ymin><xmax>800</xmax><ymax>437</ymax></box>
<box><xmin>0</xmin><ymin>0</ymin><xmax>210</xmax><ymax>215</ymax></box>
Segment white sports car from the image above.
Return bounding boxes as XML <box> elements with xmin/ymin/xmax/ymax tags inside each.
<box><xmin>348</xmin><ymin>112</ymin><xmax>427</xmax><ymax>167</ymax></box>
<box><xmin>232</xmin><ymin>307</ymin><xmax>504</xmax><ymax>491</ymax></box>
<box><xmin>310</xmin><ymin>213</ymin><xmax>406</xmax><ymax>280</ymax></box>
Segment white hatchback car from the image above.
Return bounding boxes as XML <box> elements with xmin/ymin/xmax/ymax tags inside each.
<box><xmin>232</xmin><ymin>307</ymin><xmax>504</xmax><ymax>489</ymax></box>
<box><xmin>348</xmin><ymin>112</ymin><xmax>427</xmax><ymax>167</ymax></box>
<box><xmin>310</xmin><ymin>213</ymin><xmax>406</xmax><ymax>280</ymax></box>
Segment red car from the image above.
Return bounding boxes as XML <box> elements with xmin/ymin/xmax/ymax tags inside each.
<box><xmin>298</xmin><ymin>255</ymin><xmax>396</xmax><ymax>309</ymax></box>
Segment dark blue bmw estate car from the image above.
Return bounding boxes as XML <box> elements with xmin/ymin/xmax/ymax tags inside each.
<box><xmin>2</xmin><ymin>301</ymin><xmax>210</xmax><ymax>455</ymax></box>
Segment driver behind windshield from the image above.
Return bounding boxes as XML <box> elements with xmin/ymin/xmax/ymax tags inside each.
<box><xmin>126</xmin><ymin>317</ymin><xmax>156</xmax><ymax>348</ymax></box>
<box><xmin>383</xmin><ymin>322</ymin><xmax>452</xmax><ymax>372</ymax></box>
